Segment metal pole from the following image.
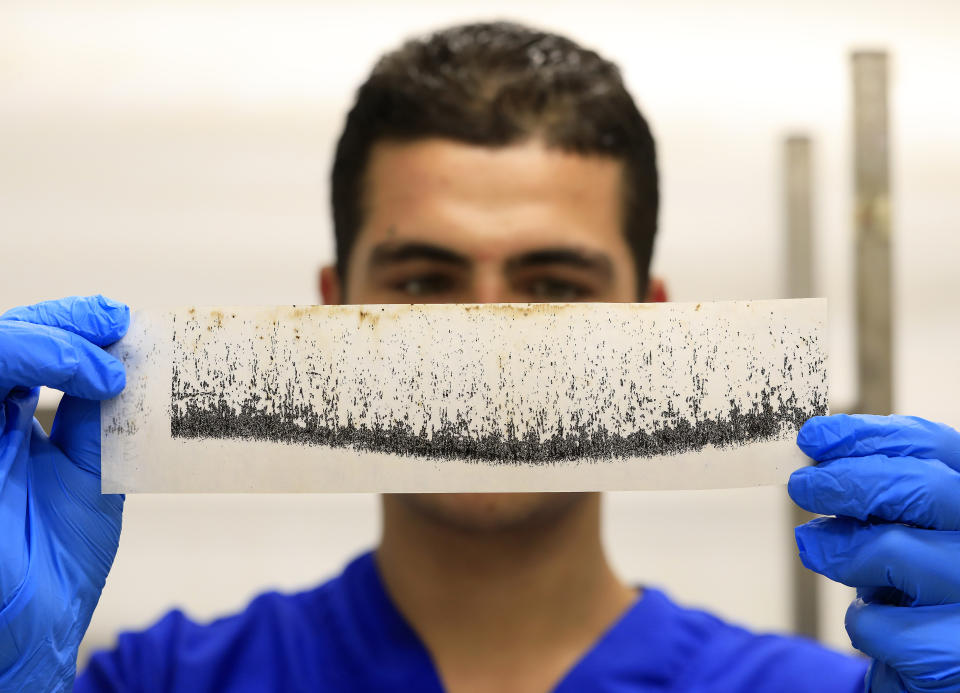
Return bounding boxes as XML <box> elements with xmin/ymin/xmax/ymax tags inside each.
<box><xmin>785</xmin><ymin>136</ymin><xmax>814</xmax><ymax>299</ymax></box>
<box><xmin>784</xmin><ymin>135</ymin><xmax>819</xmax><ymax>639</ymax></box>
<box><xmin>852</xmin><ymin>51</ymin><xmax>894</xmax><ymax>415</ymax></box>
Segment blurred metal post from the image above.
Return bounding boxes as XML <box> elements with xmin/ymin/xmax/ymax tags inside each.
<box><xmin>852</xmin><ymin>51</ymin><xmax>894</xmax><ymax>414</ymax></box>
<box><xmin>785</xmin><ymin>137</ymin><xmax>814</xmax><ymax>298</ymax></box>
<box><xmin>784</xmin><ymin>135</ymin><xmax>819</xmax><ymax>639</ymax></box>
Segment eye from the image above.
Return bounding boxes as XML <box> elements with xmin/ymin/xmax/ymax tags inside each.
<box><xmin>524</xmin><ymin>278</ymin><xmax>592</xmax><ymax>301</ymax></box>
<box><xmin>392</xmin><ymin>274</ymin><xmax>455</xmax><ymax>297</ymax></box>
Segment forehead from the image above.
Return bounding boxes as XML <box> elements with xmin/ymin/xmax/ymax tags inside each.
<box><xmin>356</xmin><ymin>138</ymin><xmax>626</xmax><ymax>258</ymax></box>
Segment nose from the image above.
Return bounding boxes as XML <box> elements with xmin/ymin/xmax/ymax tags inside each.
<box><xmin>469</xmin><ymin>263</ymin><xmax>510</xmax><ymax>304</ymax></box>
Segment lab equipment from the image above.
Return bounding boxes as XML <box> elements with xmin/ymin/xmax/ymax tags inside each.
<box><xmin>102</xmin><ymin>299</ymin><xmax>826</xmax><ymax>493</ymax></box>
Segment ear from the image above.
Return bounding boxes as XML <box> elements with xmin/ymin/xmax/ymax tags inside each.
<box><xmin>319</xmin><ymin>265</ymin><xmax>342</xmax><ymax>305</ymax></box>
<box><xmin>644</xmin><ymin>276</ymin><xmax>668</xmax><ymax>303</ymax></box>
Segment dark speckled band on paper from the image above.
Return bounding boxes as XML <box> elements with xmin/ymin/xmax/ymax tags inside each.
<box><xmin>165</xmin><ymin>302</ymin><xmax>827</xmax><ymax>464</ymax></box>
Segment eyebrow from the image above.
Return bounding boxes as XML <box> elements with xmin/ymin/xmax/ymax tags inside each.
<box><xmin>367</xmin><ymin>242</ymin><xmax>471</xmax><ymax>268</ymax></box>
<box><xmin>367</xmin><ymin>241</ymin><xmax>614</xmax><ymax>280</ymax></box>
<box><xmin>505</xmin><ymin>248</ymin><xmax>614</xmax><ymax>279</ymax></box>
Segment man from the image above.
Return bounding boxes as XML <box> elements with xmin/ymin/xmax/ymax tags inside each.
<box><xmin>1</xmin><ymin>21</ymin><xmax>958</xmax><ymax>693</ymax></box>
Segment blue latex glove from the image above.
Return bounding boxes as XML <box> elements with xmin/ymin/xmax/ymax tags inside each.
<box><xmin>789</xmin><ymin>414</ymin><xmax>960</xmax><ymax>693</ymax></box>
<box><xmin>0</xmin><ymin>296</ymin><xmax>128</xmax><ymax>692</ymax></box>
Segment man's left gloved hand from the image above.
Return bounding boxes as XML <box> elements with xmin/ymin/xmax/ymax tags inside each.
<box><xmin>789</xmin><ymin>414</ymin><xmax>960</xmax><ymax>693</ymax></box>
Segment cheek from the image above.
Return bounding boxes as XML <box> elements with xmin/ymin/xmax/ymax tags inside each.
<box><xmin>342</xmin><ymin>252</ymin><xmax>374</xmax><ymax>305</ymax></box>
<box><xmin>607</xmin><ymin>254</ymin><xmax>641</xmax><ymax>302</ymax></box>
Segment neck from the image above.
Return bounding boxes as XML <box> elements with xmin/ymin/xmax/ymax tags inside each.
<box><xmin>376</xmin><ymin>493</ymin><xmax>637</xmax><ymax>693</ymax></box>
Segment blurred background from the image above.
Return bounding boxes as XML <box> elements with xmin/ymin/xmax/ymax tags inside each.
<box><xmin>2</xmin><ymin>0</ymin><xmax>958</xmax><ymax>667</ymax></box>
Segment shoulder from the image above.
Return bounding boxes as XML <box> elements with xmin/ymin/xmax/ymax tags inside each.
<box><xmin>76</xmin><ymin>552</ymin><xmax>438</xmax><ymax>693</ymax></box>
<box><xmin>76</xmin><ymin>572</ymin><xmax>348</xmax><ymax>693</ymax></box>
<box><xmin>648</xmin><ymin>590</ymin><xmax>868</xmax><ymax>693</ymax></box>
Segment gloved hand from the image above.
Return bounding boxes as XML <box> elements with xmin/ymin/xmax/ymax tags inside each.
<box><xmin>0</xmin><ymin>296</ymin><xmax>128</xmax><ymax>692</ymax></box>
<box><xmin>789</xmin><ymin>414</ymin><xmax>960</xmax><ymax>693</ymax></box>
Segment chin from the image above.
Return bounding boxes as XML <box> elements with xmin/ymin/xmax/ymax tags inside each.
<box><xmin>396</xmin><ymin>492</ymin><xmax>589</xmax><ymax>533</ymax></box>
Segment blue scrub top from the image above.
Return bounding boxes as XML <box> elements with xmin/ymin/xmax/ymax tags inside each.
<box><xmin>76</xmin><ymin>552</ymin><xmax>868</xmax><ymax>692</ymax></box>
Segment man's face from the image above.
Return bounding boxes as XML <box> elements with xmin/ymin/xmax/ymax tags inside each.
<box><xmin>323</xmin><ymin>137</ymin><xmax>640</xmax><ymax>530</ymax></box>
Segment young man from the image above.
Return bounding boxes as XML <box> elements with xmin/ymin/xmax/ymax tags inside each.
<box><xmin>2</xmin><ymin>21</ymin><xmax>959</xmax><ymax>693</ymax></box>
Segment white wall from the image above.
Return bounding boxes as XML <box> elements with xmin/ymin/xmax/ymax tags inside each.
<box><xmin>2</xmin><ymin>0</ymin><xmax>958</xmax><ymax>667</ymax></box>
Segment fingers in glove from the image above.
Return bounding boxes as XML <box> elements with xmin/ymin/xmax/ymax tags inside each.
<box><xmin>798</xmin><ymin>414</ymin><xmax>960</xmax><ymax>471</ymax></box>
<box><xmin>846</xmin><ymin>599</ymin><xmax>960</xmax><ymax>685</ymax></box>
<box><xmin>796</xmin><ymin>517</ymin><xmax>960</xmax><ymax>606</ymax></box>
<box><xmin>0</xmin><ymin>295</ymin><xmax>129</xmax><ymax>347</ymax></box>
<box><xmin>866</xmin><ymin>660</ymin><xmax>908</xmax><ymax>693</ymax></box>
<box><xmin>0</xmin><ymin>321</ymin><xmax>125</xmax><ymax>400</ymax></box>
<box><xmin>50</xmin><ymin>395</ymin><xmax>103</xmax><ymax>476</ymax></box>
<box><xmin>789</xmin><ymin>455</ymin><xmax>960</xmax><ymax>530</ymax></box>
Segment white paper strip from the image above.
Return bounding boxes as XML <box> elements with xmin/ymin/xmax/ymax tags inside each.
<box><xmin>101</xmin><ymin>299</ymin><xmax>827</xmax><ymax>493</ymax></box>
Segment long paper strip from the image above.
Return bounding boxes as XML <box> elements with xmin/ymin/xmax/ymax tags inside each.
<box><xmin>102</xmin><ymin>300</ymin><xmax>827</xmax><ymax>493</ymax></box>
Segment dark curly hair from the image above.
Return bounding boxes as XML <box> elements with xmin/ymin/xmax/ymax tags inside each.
<box><xmin>331</xmin><ymin>21</ymin><xmax>659</xmax><ymax>295</ymax></box>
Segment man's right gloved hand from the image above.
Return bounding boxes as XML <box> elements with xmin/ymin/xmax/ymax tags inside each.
<box><xmin>0</xmin><ymin>296</ymin><xmax>129</xmax><ymax>692</ymax></box>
